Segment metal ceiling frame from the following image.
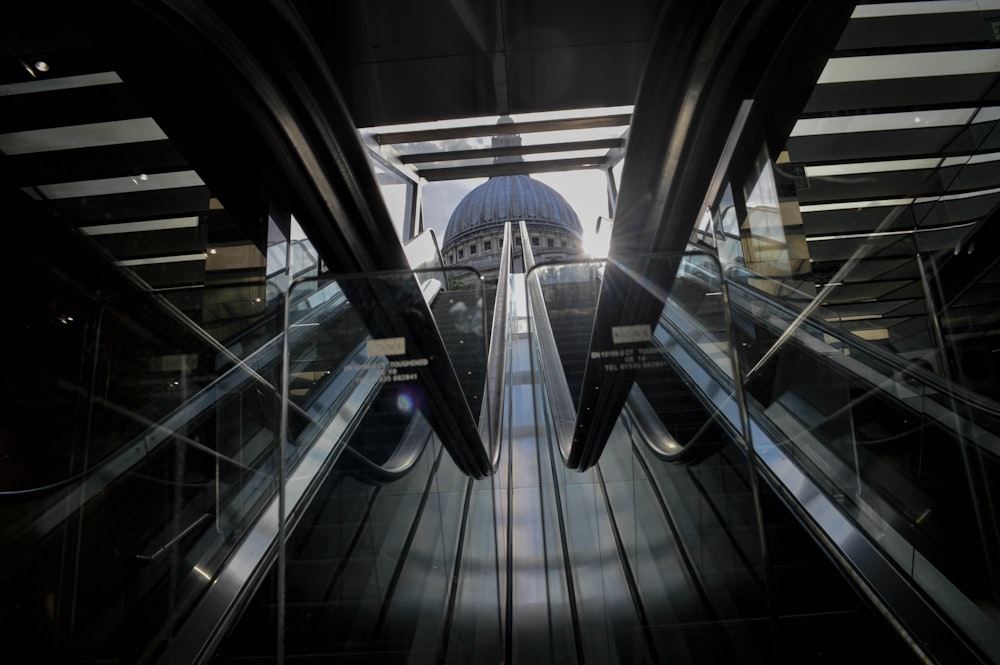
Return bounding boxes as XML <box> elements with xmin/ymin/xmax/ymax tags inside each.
<box><xmin>364</xmin><ymin>110</ymin><xmax>632</xmax><ymax>182</ymax></box>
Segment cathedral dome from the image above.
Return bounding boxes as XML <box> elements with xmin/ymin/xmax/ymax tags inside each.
<box><xmin>442</xmin><ymin>175</ymin><xmax>582</xmax><ymax>249</ymax></box>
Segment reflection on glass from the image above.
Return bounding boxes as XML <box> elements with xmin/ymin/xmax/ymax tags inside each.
<box><xmin>370</xmin><ymin>157</ymin><xmax>414</xmax><ymax>240</ymax></box>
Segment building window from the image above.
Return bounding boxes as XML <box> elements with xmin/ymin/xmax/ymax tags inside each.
<box><xmin>458</xmin><ymin>249</ymin><xmax>464</xmax><ymax>259</ymax></box>
<box><xmin>547</xmin><ymin>237</ymin><xmax>555</xmax><ymax>247</ymax></box>
<box><xmin>484</xmin><ymin>240</ymin><xmax>492</xmax><ymax>252</ymax></box>
<box><xmin>531</xmin><ymin>236</ymin><xmax>539</xmax><ymax>246</ymax></box>
<box><xmin>560</xmin><ymin>239</ymin><xmax>567</xmax><ymax>247</ymax></box>
<box><xmin>516</xmin><ymin>236</ymin><xmax>522</xmax><ymax>246</ymax></box>
<box><xmin>470</xmin><ymin>243</ymin><xmax>477</xmax><ymax>255</ymax></box>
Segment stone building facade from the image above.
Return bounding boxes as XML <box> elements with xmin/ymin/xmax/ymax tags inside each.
<box><xmin>441</xmin><ymin>175</ymin><xmax>583</xmax><ymax>289</ymax></box>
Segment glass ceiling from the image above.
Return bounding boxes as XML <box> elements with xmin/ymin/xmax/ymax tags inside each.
<box><xmin>360</xmin><ymin>105</ymin><xmax>632</xmax><ymax>182</ymax></box>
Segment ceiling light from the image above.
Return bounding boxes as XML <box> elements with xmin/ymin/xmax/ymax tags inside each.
<box><xmin>80</xmin><ymin>216</ymin><xmax>199</xmax><ymax>236</ymax></box>
<box><xmin>33</xmin><ymin>61</ymin><xmax>49</xmax><ymax>72</ymax></box>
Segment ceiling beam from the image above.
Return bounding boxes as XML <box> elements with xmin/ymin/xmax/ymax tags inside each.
<box><xmin>399</xmin><ymin>137</ymin><xmax>624</xmax><ymax>164</ymax></box>
<box><xmin>419</xmin><ymin>156</ymin><xmax>607</xmax><ymax>181</ymax></box>
<box><xmin>376</xmin><ymin>113</ymin><xmax>632</xmax><ymax>145</ymax></box>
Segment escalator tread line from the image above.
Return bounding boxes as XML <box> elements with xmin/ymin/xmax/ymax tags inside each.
<box><xmin>593</xmin><ymin>463</ymin><xmax>660</xmax><ymax>664</ymax></box>
<box><xmin>319</xmin><ymin>486</ymin><xmax>383</xmax><ymax>604</ymax></box>
<box><xmin>504</xmin><ymin>397</ymin><xmax>515</xmax><ymax>661</ymax></box>
<box><xmin>370</xmin><ymin>445</ymin><xmax>446</xmax><ymax>649</ymax></box>
<box><xmin>439</xmin><ymin>476</ymin><xmax>476</xmax><ymax>661</ymax></box>
<box><xmin>542</xmin><ymin>402</ymin><xmax>586</xmax><ymax>665</ymax></box>
<box><xmin>628</xmin><ymin>432</ymin><xmax>724</xmax><ymax>625</ymax></box>
<box><xmin>685</xmin><ymin>469</ymin><xmax>760</xmax><ymax>586</ymax></box>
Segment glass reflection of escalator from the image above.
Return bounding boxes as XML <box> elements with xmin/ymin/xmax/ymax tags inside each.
<box><xmin>658</xmin><ymin>256</ymin><xmax>1000</xmax><ymax>661</ymax></box>
<box><xmin>0</xmin><ymin>241</ymin><xmax>291</xmax><ymax>664</ymax></box>
<box><xmin>0</xmin><ymin>234</ymin><xmax>450</xmax><ymax>665</ymax></box>
<box><xmin>517</xmin><ymin>258</ymin><xmax>916</xmax><ymax>663</ymax></box>
<box><xmin>333</xmin><ymin>282</ymin><xmax>485</xmax><ymax>484</ymax></box>
<box><xmin>214</xmin><ymin>258</ymin><xmax>498</xmax><ymax>665</ymax></box>
<box><xmin>539</xmin><ymin>263</ymin><xmax>729</xmax><ymax>466</ymax></box>
<box><xmin>211</xmin><ymin>280</ymin><xmax>496</xmax><ymax>665</ymax></box>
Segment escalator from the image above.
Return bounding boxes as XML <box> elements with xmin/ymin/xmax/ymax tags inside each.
<box><xmin>524</xmin><ymin>251</ymin><xmax>928</xmax><ymax>663</ymax></box>
<box><xmin>669</xmin><ymin>256</ymin><xmax>1000</xmax><ymax>624</ymax></box>
<box><xmin>0</xmin><ymin>4</ymin><xmax>495</xmax><ymax>657</ymax></box>
<box><xmin>0</xmin><ymin>190</ymin><xmax>955</xmax><ymax>665</ymax></box>
<box><xmin>208</xmin><ymin>271</ymin><xmax>501</xmax><ymax>665</ymax></box>
<box><xmin>197</xmin><ymin>233</ymin><xmax>997</xmax><ymax>665</ymax></box>
<box><xmin>200</xmin><ymin>225</ymin><xmax>919</xmax><ymax>664</ymax></box>
<box><xmin>3</xmin><ymin>2</ymin><xmax>997</xmax><ymax>664</ymax></box>
<box><xmin>540</xmin><ymin>248</ymin><xmax>1000</xmax><ymax>663</ymax></box>
<box><xmin>0</xmin><ymin>178</ymin><xmax>487</xmax><ymax>663</ymax></box>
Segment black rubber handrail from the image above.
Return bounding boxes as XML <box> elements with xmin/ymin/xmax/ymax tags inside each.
<box><xmin>569</xmin><ymin>0</ymin><xmax>855</xmax><ymax>471</ymax></box>
<box><xmin>98</xmin><ymin>0</ymin><xmax>492</xmax><ymax>479</ymax></box>
<box><xmin>643</xmin><ymin>279</ymin><xmax>999</xmax><ymax>665</ymax></box>
<box><xmin>337</xmin><ymin>415</ymin><xmax>433</xmax><ymax>486</ymax></box>
<box><xmin>623</xmin><ymin>384</ymin><xmax>724</xmax><ymax>465</ymax></box>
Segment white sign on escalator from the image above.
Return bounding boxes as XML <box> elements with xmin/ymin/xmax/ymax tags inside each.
<box><xmin>611</xmin><ymin>324</ymin><xmax>652</xmax><ymax>345</ymax></box>
<box><xmin>367</xmin><ymin>336</ymin><xmax>406</xmax><ymax>357</ymax></box>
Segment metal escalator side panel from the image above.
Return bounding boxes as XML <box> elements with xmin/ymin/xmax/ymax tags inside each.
<box><xmin>569</xmin><ymin>0</ymin><xmax>855</xmax><ymax>470</ymax></box>
<box><xmin>94</xmin><ymin>0</ymin><xmax>492</xmax><ymax>480</ymax></box>
<box><xmin>482</xmin><ymin>222</ymin><xmax>514</xmax><ymax>470</ymax></box>
<box><xmin>520</xmin><ymin>221</ymin><xmax>579</xmax><ymax>465</ymax></box>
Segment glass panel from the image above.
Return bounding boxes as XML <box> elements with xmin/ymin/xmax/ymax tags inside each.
<box><xmin>523</xmin><ymin>249</ymin><xmax>923</xmax><ymax>660</ymax></box>
<box><xmin>213</xmin><ymin>266</ymin><xmax>498</xmax><ymax>662</ymax></box>
<box><xmin>741</xmin><ymin>147</ymin><xmax>816</xmax><ymax>298</ymax></box>
<box><xmin>0</xmin><ymin>282</ymin><xmax>285</xmax><ymax>661</ymax></box>
<box><xmin>524</xmin><ymin>252</ymin><xmax>774</xmax><ymax>660</ymax></box>
<box><xmin>762</xmin><ymin>4</ymin><xmax>1000</xmax><ymax>640</ymax></box>
<box><xmin>725</xmin><ymin>256</ymin><xmax>1000</xmax><ymax>648</ymax></box>
<box><xmin>370</xmin><ymin>158</ymin><xmax>414</xmax><ymax>240</ymax></box>
<box><xmin>403</xmin><ymin>228</ymin><xmax>446</xmax><ymax>277</ymax></box>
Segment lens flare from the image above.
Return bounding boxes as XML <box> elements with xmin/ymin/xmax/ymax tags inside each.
<box><xmin>396</xmin><ymin>389</ymin><xmax>416</xmax><ymax>414</ymax></box>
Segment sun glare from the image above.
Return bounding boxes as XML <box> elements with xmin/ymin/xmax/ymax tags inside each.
<box><xmin>582</xmin><ymin>215</ymin><xmax>612</xmax><ymax>258</ymax></box>
<box><xmin>532</xmin><ymin>169</ymin><xmax>611</xmax><ymax>256</ymax></box>
<box><xmin>583</xmin><ymin>229</ymin><xmax>611</xmax><ymax>258</ymax></box>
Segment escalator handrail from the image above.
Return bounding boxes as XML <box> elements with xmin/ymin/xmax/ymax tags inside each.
<box><xmin>623</xmin><ymin>384</ymin><xmax>689</xmax><ymax>461</ymax></box>
<box><xmin>519</xmin><ymin>221</ymin><xmax>578</xmax><ymax>465</ymax></box>
<box><xmin>570</xmin><ymin>249</ymin><xmax>998</xmax><ymax>662</ymax></box>
<box><xmin>146</xmin><ymin>276</ymin><xmax>449</xmax><ymax>664</ymax></box>
<box><xmin>325</xmin><ymin>278</ymin><xmax>441</xmax><ymax>484</ymax></box>
<box><xmin>568</xmin><ymin>0</ymin><xmax>855</xmax><ymax>471</ymax></box>
<box><xmin>110</xmin><ymin>0</ymin><xmax>491</xmax><ymax>480</ymax></box>
<box><xmin>481</xmin><ymin>222</ymin><xmax>513</xmax><ymax>471</ymax></box>
<box><xmin>657</xmin><ymin>281</ymin><xmax>999</xmax><ymax>466</ymax></box>
<box><xmin>337</xmin><ymin>415</ymin><xmax>433</xmax><ymax>485</ymax></box>
<box><xmin>148</xmin><ymin>343</ymin><xmax>401</xmax><ymax>665</ymax></box>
